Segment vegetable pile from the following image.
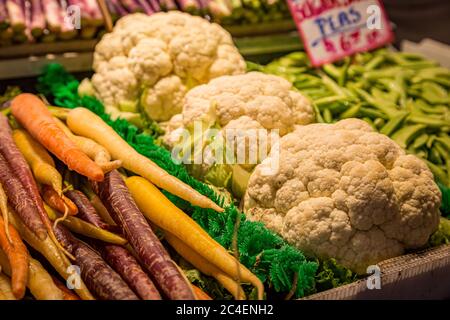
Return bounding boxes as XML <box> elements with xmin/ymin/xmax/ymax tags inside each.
<box><xmin>0</xmin><ymin>0</ymin><xmax>292</xmax><ymax>47</ymax></box>
<box><xmin>36</xmin><ymin>63</ymin><xmax>332</xmax><ymax>299</ymax></box>
<box><xmin>0</xmin><ymin>0</ymin><xmax>105</xmax><ymax>46</ymax></box>
<box><xmin>0</xmin><ymin>88</ymin><xmax>276</xmax><ymax>300</ymax></box>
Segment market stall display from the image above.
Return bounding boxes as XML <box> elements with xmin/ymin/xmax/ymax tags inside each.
<box><xmin>0</xmin><ymin>0</ymin><xmax>293</xmax><ymax>46</ymax></box>
<box><xmin>0</xmin><ymin>7</ymin><xmax>449</xmax><ymax>301</ymax></box>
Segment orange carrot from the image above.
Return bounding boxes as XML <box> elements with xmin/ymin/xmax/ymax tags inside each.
<box><xmin>0</xmin><ymin>183</ymin><xmax>11</xmax><ymax>244</ymax></box>
<box><xmin>11</xmin><ymin>94</ymin><xmax>104</xmax><ymax>182</ymax></box>
<box><xmin>192</xmin><ymin>285</ymin><xmax>212</xmax><ymax>300</ymax></box>
<box><xmin>42</xmin><ymin>185</ymin><xmax>78</xmax><ymax>216</ymax></box>
<box><xmin>52</xmin><ymin>276</ymin><xmax>80</xmax><ymax>300</ymax></box>
<box><xmin>0</xmin><ymin>216</ymin><xmax>29</xmax><ymax>299</ymax></box>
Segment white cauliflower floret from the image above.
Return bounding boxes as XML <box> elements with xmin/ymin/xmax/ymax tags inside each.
<box><xmin>141</xmin><ymin>76</ymin><xmax>187</xmax><ymax>122</ymax></box>
<box><xmin>91</xmin><ymin>12</ymin><xmax>246</xmax><ymax>121</ymax></box>
<box><xmin>244</xmin><ymin>119</ymin><xmax>441</xmax><ymax>274</ymax></box>
<box><xmin>181</xmin><ymin>72</ymin><xmax>315</xmax><ymax>136</ymax></box>
<box><xmin>91</xmin><ymin>56</ymin><xmax>139</xmax><ymax>114</ymax></box>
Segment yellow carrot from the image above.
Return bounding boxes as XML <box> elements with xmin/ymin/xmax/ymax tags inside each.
<box><xmin>66</xmin><ymin>108</ymin><xmax>223</xmax><ymax>212</ymax></box>
<box><xmin>0</xmin><ymin>249</ymin><xmax>64</xmax><ymax>300</ymax></box>
<box><xmin>7</xmin><ymin>207</ymin><xmax>94</xmax><ymax>300</ymax></box>
<box><xmin>165</xmin><ymin>232</ymin><xmax>246</xmax><ymax>300</ymax></box>
<box><xmin>45</xmin><ymin>205</ymin><xmax>127</xmax><ymax>245</ymax></box>
<box><xmin>0</xmin><ymin>272</ymin><xmax>16</xmax><ymax>300</ymax></box>
<box><xmin>126</xmin><ymin>176</ymin><xmax>264</xmax><ymax>300</ymax></box>
<box><xmin>54</xmin><ymin>118</ymin><xmax>122</xmax><ymax>173</ymax></box>
<box><xmin>12</xmin><ymin>129</ymin><xmax>62</xmax><ymax>196</ymax></box>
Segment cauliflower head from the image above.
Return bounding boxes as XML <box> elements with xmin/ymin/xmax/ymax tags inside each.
<box><xmin>244</xmin><ymin>119</ymin><xmax>441</xmax><ymax>274</ymax></box>
<box><xmin>181</xmin><ymin>72</ymin><xmax>315</xmax><ymax>135</ymax></box>
<box><xmin>92</xmin><ymin>12</ymin><xmax>246</xmax><ymax>121</ymax></box>
<box><xmin>162</xmin><ymin>72</ymin><xmax>315</xmax><ymax>195</ymax></box>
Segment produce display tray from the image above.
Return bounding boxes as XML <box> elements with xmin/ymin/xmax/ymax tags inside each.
<box><xmin>304</xmin><ymin>244</ymin><xmax>450</xmax><ymax>300</ymax></box>
<box><xmin>0</xmin><ymin>33</ymin><xmax>302</xmax><ymax>80</ymax></box>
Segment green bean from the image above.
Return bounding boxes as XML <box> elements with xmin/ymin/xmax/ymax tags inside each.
<box><xmin>415</xmin><ymin>99</ymin><xmax>448</xmax><ymax>114</ymax></box>
<box><xmin>354</xmin><ymin>88</ymin><xmax>400</xmax><ymax>118</ymax></box>
<box><xmin>412</xmin><ymin>133</ymin><xmax>429</xmax><ymax>149</ymax></box>
<box><xmin>363</xmin><ymin>67</ymin><xmax>402</xmax><ymax>81</ymax></box>
<box><xmin>320</xmin><ymin>73</ymin><xmax>348</xmax><ymax>97</ymax></box>
<box><xmin>435</xmin><ymin>142</ymin><xmax>449</xmax><ymax>163</ymax></box>
<box><xmin>430</xmin><ymin>147</ymin><xmax>444</xmax><ymax>165</ymax></box>
<box><xmin>425</xmin><ymin>160</ymin><xmax>448</xmax><ymax>186</ymax></box>
<box><xmin>420</xmin><ymin>82</ymin><xmax>449</xmax><ymax>104</ymax></box>
<box><xmin>313</xmin><ymin>103</ymin><xmax>325</xmax><ymax>123</ymax></box>
<box><xmin>314</xmin><ymin>95</ymin><xmax>348</xmax><ymax>106</ymax></box>
<box><xmin>340</xmin><ymin>103</ymin><xmax>361</xmax><ymax>119</ymax></box>
<box><xmin>380</xmin><ymin>112</ymin><xmax>409</xmax><ymax>136</ymax></box>
<box><xmin>323</xmin><ymin>108</ymin><xmax>333</xmax><ymax>123</ymax></box>
<box><xmin>407</xmin><ymin>115</ymin><xmax>450</xmax><ymax>128</ymax></box>
<box><xmin>364</xmin><ymin>54</ymin><xmax>385</xmax><ymax>71</ymax></box>
<box><xmin>436</xmin><ymin>135</ymin><xmax>450</xmax><ymax>151</ymax></box>
<box><xmin>391</xmin><ymin>124</ymin><xmax>426</xmax><ymax>149</ymax></box>
<box><xmin>373</xmin><ymin>117</ymin><xmax>386</xmax><ymax>129</ymax></box>
<box><xmin>427</xmin><ymin>135</ymin><xmax>437</xmax><ymax>149</ymax></box>
<box><xmin>359</xmin><ymin>107</ymin><xmax>389</xmax><ymax>120</ymax></box>
<box><xmin>362</xmin><ymin>117</ymin><xmax>377</xmax><ymax>130</ymax></box>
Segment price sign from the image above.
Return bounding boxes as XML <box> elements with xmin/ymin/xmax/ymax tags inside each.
<box><xmin>287</xmin><ymin>0</ymin><xmax>394</xmax><ymax>66</ymax></box>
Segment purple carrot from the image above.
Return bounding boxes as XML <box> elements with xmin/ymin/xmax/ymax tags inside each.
<box><xmin>208</xmin><ymin>0</ymin><xmax>231</xmax><ymax>18</ymax></box>
<box><xmin>110</xmin><ymin>0</ymin><xmax>128</xmax><ymax>16</ymax></box>
<box><xmin>145</xmin><ymin>0</ymin><xmax>160</xmax><ymax>12</ymax></box>
<box><xmin>159</xmin><ymin>0</ymin><xmax>177</xmax><ymax>10</ymax></box>
<box><xmin>66</xmin><ymin>0</ymin><xmax>91</xmax><ymax>26</ymax></box>
<box><xmin>92</xmin><ymin>170</ymin><xmax>196</xmax><ymax>300</ymax></box>
<box><xmin>176</xmin><ymin>0</ymin><xmax>199</xmax><ymax>12</ymax></box>
<box><xmin>0</xmin><ymin>0</ymin><xmax>10</xmax><ymax>30</ymax></box>
<box><xmin>108</xmin><ymin>0</ymin><xmax>128</xmax><ymax>18</ymax></box>
<box><xmin>0</xmin><ymin>113</ymin><xmax>48</xmax><ymax>240</ymax></box>
<box><xmin>22</xmin><ymin>0</ymin><xmax>33</xmax><ymax>41</ymax></box>
<box><xmin>5</xmin><ymin>0</ymin><xmax>25</xmax><ymax>32</ymax></box>
<box><xmin>105</xmin><ymin>0</ymin><xmax>119</xmax><ymax>20</ymax></box>
<box><xmin>83</xmin><ymin>0</ymin><xmax>104</xmax><ymax>26</ymax></box>
<box><xmin>28</xmin><ymin>0</ymin><xmax>45</xmax><ymax>38</ymax></box>
<box><xmin>136</xmin><ymin>0</ymin><xmax>154</xmax><ymax>14</ymax></box>
<box><xmin>121</xmin><ymin>0</ymin><xmax>143</xmax><ymax>12</ymax></box>
<box><xmin>95</xmin><ymin>243</ymin><xmax>162</xmax><ymax>300</ymax></box>
<box><xmin>64</xmin><ymin>190</ymin><xmax>118</xmax><ymax>232</ymax></box>
<box><xmin>70</xmin><ymin>190</ymin><xmax>161</xmax><ymax>300</ymax></box>
<box><xmin>54</xmin><ymin>225</ymin><xmax>139</xmax><ymax>300</ymax></box>
<box><xmin>0</xmin><ymin>153</ymin><xmax>47</xmax><ymax>239</ymax></box>
<box><xmin>58</xmin><ymin>0</ymin><xmax>78</xmax><ymax>40</ymax></box>
<box><xmin>42</xmin><ymin>0</ymin><xmax>62</xmax><ymax>32</ymax></box>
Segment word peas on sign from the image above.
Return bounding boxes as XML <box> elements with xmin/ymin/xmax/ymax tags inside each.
<box><xmin>287</xmin><ymin>0</ymin><xmax>394</xmax><ymax>66</ymax></box>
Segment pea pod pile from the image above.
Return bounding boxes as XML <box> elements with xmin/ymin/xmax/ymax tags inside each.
<box><xmin>248</xmin><ymin>49</ymin><xmax>450</xmax><ymax>188</ymax></box>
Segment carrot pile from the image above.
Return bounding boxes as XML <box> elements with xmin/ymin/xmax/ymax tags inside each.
<box><xmin>0</xmin><ymin>93</ymin><xmax>263</xmax><ymax>301</ymax></box>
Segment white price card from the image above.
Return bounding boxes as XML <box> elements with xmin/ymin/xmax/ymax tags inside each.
<box><xmin>286</xmin><ymin>0</ymin><xmax>394</xmax><ymax>66</ymax></box>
